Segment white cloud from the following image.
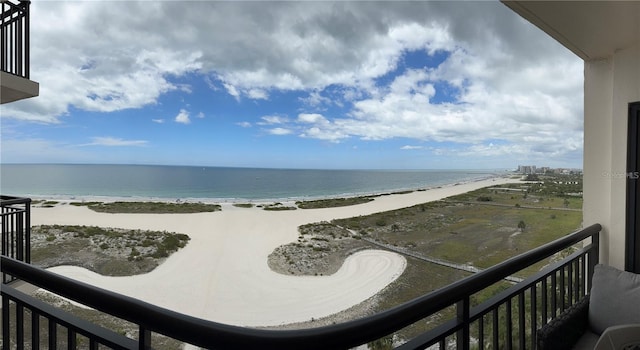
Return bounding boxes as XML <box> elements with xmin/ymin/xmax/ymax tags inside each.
<box><xmin>300</xmin><ymin>91</ymin><xmax>331</xmax><ymax>107</ymax></box>
<box><xmin>247</xmin><ymin>89</ymin><xmax>268</xmax><ymax>100</ymax></box>
<box><xmin>297</xmin><ymin>113</ymin><xmax>327</xmax><ymax>124</ymax></box>
<box><xmin>175</xmin><ymin>109</ymin><xmax>191</xmax><ymax>124</ymax></box>
<box><xmin>152</xmin><ymin>119</ymin><xmax>165</xmax><ymax>124</ymax></box>
<box><xmin>401</xmin><ymin>145</ymin><xmax>424</xmax><ymax>150</ymax></box>
<box><xmin>1</xmin><ymin>1</ymin><xmax>584</xmax><ymax>166</ymax></box>
<box><xmin>196</xmin><ymin>112</ymin><xmax>205</xmax><ymax>119</ymax></box>
<box><xmin>260</xmin><ymin>115</ymin><xmax>288</xmax><ymax>125</ymax></box>
<box><xmin>268</xmin><ymin>127</ymin><xmax>292</xmax><ymax>135</ymax></box>
<box><xmin>237</xmin><ymin>121</ymin><xmax>252</xmax><ymax>128</ymax></box>
<box><xmin>84</xmin><ymin>137</ymin><xmax>148</xmax><ymax>147</ymax></box>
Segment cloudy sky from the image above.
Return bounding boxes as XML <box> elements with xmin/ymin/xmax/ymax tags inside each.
<box><xmin>0</xmin><ymin>1</ymin><xmax>584</xmax><ymax>170</ymax></box>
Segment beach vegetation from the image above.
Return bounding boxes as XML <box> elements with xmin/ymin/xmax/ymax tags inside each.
<box><xmin>268</xmin><ymin>178</ymin><xmax>583</xmax><ymax>337</ymax></box>
<box><xmin>30</xmin><ymin>225</ymin><xmax>190</xmax><ymax>276</ymax></box>
<box><xmin>70</xmin><ymin>201</ymin><xmax>221</xmax><ymax>213</ymax></box>
<box><xmin>70</xmin><ymin>201</ymin><xmax>102</xmax><ymax>206</ymax></box>
<box><xmin>296</xmin><ymin>196</ymin><xmax>374</xmax><ymax>209</ymax></box>
<box><xmin>233</xmin><ymin>203</ymin><xmax>254</xmax><ymax>208</ymax></box>
<box><xmin>368</xmin><ymin>335</ymin><xmax>394</xmax><ymax>350</ymax></box>
<box><xmin>263</xmin><ymin>203</ymin><xmax>297</xmax><ymax>211</ymax></box>
<box><xmin>517</xmin><ymin>220</ymin><xmax>526</xmax><ymax>232</ymax></box>
<box><xmin>391</xmin><ymin>190</ymin><xmax>414</xmax><ymax>195</ymax></box>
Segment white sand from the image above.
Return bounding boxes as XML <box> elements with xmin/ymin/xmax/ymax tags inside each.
<box><xmin>33</xmin><ymin>176</ymin><xmax>518</xmax><ymax>327</ymax></box>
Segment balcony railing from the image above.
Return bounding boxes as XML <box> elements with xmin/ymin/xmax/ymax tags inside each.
<box><xmin>1</xmin><ymin>208</ymin><xmax>600</xmax><ymax>350</ymax></box>
<box><xmin>1</xmin><ymin>0</ymin><xmax>30</xmax><ymax>78</ymax></box>
<box><xmin>0</xmin><ymin>196</ymin><xmax>30</xmax><ymax>284</ymax></box>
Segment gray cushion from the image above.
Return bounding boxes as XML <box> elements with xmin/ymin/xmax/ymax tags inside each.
<box><xmin>589</xmin><ymin>264</ymin><xmax>640</xmax><ymax>334</ymax></box>
<box><xmin>572</xmin><ymin>330</ymin><xmax>600</xmax><ymax>350</ymax></box>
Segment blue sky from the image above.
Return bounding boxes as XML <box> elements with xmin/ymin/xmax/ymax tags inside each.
<box><xmin>0</xmin><ymin>1</ymin><xmax>584</xmax><ymax>170</ymax></box>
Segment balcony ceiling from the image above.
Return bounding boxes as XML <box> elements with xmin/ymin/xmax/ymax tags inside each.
<box><xmin>502</xmin><ymin>1</ymin><xmax>640</xmax><ymax>60</ymax></box>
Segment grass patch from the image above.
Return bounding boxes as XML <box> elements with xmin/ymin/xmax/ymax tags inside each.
<box><xmin>31</xmin><ymin>225</ymin><xmax>190</xmax><ymax>276</ymax></box>
<box><xmin>263</xmin><ymin>203</ymin><xmax>297</xmax><ymax>211</ymax></box>
<box><xmin>296</xmin><ymin>196</ymin><xmax>374</xmax><ymax>209</ymax></box>
<box><xmin>233</xmin><ymin>203</ymin><xmax>254</xmax><ymax>208</ymax></box>
<box><xmin>271</xmin><ymin>177</ymin><xmax>584</xmax><ymax>339</ymax></box>
<box><xmin>71</xmin><ymin>201</ymin><xmax>221</xmax><ymax>213</ymax></box>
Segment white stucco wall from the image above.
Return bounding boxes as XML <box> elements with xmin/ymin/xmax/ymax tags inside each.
<box><xmin>583</xmin><ymin>43</ymin><xmax>640</xmax><ymax>269</ymax></box>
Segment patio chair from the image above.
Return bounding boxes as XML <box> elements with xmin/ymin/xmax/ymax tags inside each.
<box><xmin>537</xmin><ymin>264</ymin><xmax>640</xmax><ymax>350</ymax></box>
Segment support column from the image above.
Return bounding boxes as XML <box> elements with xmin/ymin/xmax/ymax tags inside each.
<box><xmin>583</xmin><ymin>43</ymin><xmax>640</xmax><ymax>270</ymax></box>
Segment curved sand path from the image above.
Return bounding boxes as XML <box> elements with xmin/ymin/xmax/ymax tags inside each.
<box><xmin>32</xmin><ymin>177</ymin><xmax>516</xmax><ymax>326</ymax></box>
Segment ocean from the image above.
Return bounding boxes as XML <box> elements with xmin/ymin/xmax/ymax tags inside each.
<box><xmin>0</xmin><ymin>164</ymin><xmax>502</xmax><ymax>202</ymax></box>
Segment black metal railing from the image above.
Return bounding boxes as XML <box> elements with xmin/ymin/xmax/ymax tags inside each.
<box><xmin>1</xmin><ymin>195</ymin><xmax>30</xmax><ymax>283</ymax></box>
<box><xmin>0</xmin><ymin>223</ymin><xmax>600</xmax><ymax>349</ymax></box>
<box><xmin>1</xmin><ymin>0</ymin><xmax>30</xmax><ymax>78</ymax></box>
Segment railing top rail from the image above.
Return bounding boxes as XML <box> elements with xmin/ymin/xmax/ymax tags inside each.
<box><xmin>0</xmin><ymin>195</ymin><xmax>31</xmax><ymax>206</ymax></box>
<box><xmin>1</xmin><ymin>223</ymin><xmax>601</xmax><ymax>350</ymax></box>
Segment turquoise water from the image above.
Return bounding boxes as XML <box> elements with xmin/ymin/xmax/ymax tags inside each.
<box><xmin>0</xmin><ymin>164</ymin><xmax>502</xmax><ymax>201</ymax></box>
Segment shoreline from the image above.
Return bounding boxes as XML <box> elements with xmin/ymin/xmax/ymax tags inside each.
<box><xmin>26</xmin><ymin>173</ymin><xmax>514</xmax><ymax>207</ymax></box>
<box><xmin>29</xmin><ymin>175</ymin><xmax>520</xmax><ymax>327</ymax></box>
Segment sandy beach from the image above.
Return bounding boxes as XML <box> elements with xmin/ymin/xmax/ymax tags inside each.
<box><xmin>32</xmin><ymin>176</ymin><xmax>517</xmax><ymax>327</ymax></box>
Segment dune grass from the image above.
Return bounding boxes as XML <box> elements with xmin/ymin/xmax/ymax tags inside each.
<box><xmin>70</xmin><ymin>201</ymin><xmax>221</xmax><ymax>213</ymax></box>
<box><xmin>296</xmin><ymin>196</ymin><xmax>374</xmax><ymax>209</ymax></box>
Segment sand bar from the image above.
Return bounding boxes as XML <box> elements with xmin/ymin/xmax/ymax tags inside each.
<box><xmin>33</xmin><ymin>176</ymin><xmax>518</xmax><ymax>327</ymax></box>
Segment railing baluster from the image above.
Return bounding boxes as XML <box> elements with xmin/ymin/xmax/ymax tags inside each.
<box><xmin>550</xmin><ymin>272</ymin><xmax>557</xmax><ymax>318</ymax></box>
<box><xmin>457</xmin><ymin>298</ymin><xmax>470</xmax><ymax>350</ymax></box>
<box><xmin>581</xmin><ymin>254</ymin><xmax>587</xmax><ymax>296</ymax></box>
<box><xmin>48</xmin><ymin>319</ymin><xmax>57</xmax><ymax>349</ymax></box>
<box><xmin>518</xmin><ymin>293</ymin><xmax>525</xmax><ymax>350</ymax></box>
<box><xmin>2</xmin><ymin>296</ymin><xmax>9</xmax><ymax>350</ymax></box>
<box><xmin>530</xmin><ymin>285</ymin><xmax>537</xmax><ymax>350</ymax></box>
<box><xmin>567</xmin><ymin>261</ymin><xmax>573</xmax><ymax>305</ymax></box>
<box><xmin>17</xmin><ymin>302</ymin><xmax>24</xmax><ymax>350</ymax></box>
<box><xmin>32</xmin><ymin>310</ymin><xmax>40</xmax><ymax>350</ymax></box>
<box><xmin>505</xmin><ymin>299</ymin><xmax>512</xmax><ymax>350</ymax></box>
<box><xmin>139</xmin><ymin>326</ymin><xmax>151</xmax><ymax>349</ymax></box>
<box><xmin>68</xmin><ymin>328</ymin><xmax>77</xmax><ymax>349</ymax></box>
<box><xmin>541</xmin><ymin>278</ymin><xmax>548</xmax><ymax>324</ymax></box>
<box><xmin>573</xmin><ymin>256</ymin><xmax>582</xmax><ymax>303</ymax></box>
<box><xmin>10</xmin><ymin>209</ymin><xmax>15</xmax><ymax>258</ymax></box>
<box><xmin>560</xmin><ymin>266</ymin><xmax>566</xmax><ymax>311</ymax></box>
<box><xmin>492</xmin><ymin>308</ymin><xmax>499</xmax><ymax>350</ymax></box>
<box><xmin>478</xmin><ymin>314</ymin><xmax>484</xmax><ymax>350</ymax></box>
<box><xmin>16</xmin><ymin>207</ymin><xmax>23</xmax><ymax>261</ymax></box>
<box><xmin>25</xmin><ymin>201</ymin><xmax>31</xmax><ymax>263</ymax></box>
